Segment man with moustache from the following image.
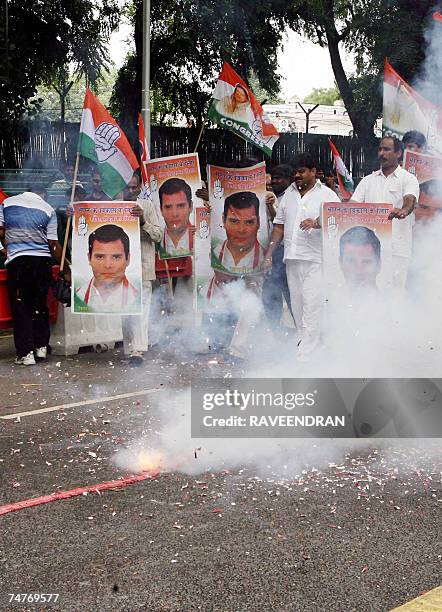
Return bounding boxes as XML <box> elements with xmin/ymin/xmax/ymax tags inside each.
<box><xmin>263</xmin><ymin>153</ymin><xmax>340</xmax><ymax>360</ymax></box>
<box><xmin>351</xmin><ymin>136</ymin><xmax>419</xmax><ymax>289</ymax></box>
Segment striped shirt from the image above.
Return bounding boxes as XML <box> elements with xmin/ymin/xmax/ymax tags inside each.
<box><xmin>0</xmin><ymin>192</ymin><xmax>58</xmax><ymax>264</ymax></box>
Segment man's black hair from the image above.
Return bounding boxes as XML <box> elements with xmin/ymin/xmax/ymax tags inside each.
<box><xmin>88</xmin><ymin>224</ymin><xmax>130</xmax><ymax>258</ymax></box>
<box><xmin>159</xmin><ymin>177</ymin><xmax>192</xmax><ymax>209</ymax></box>
<box><xmin>402</xmin><ymin>130</ymin><xmax>427</xmax><ymax>149</ymax></box>
<box><xmin>28</xmin><ymin>184</ymin><xmax>47</xmax><ymax>198</ymax></box>
<box><xmin>339</xmin><ymin>226</ymin><xmax>381</xmax><ymax>261</ymax></box>
<box><xmin>270</xmin><ymin>164</ymin><xmax>293</xmax><ymax>180</ymax></box>
<box><xmin>292</xmin><ymin>152</ymin><xmax>317</xmax><ymax>170</ymax></box>
<box><xmin>223</xmin><ymin>191</ymin><xmax>260</xmax><ymax>219</ymax></box>
<box><xmin>381</xmin><ymin>135</ymin><xmax>404</xmax><ymax>154</ymax></box>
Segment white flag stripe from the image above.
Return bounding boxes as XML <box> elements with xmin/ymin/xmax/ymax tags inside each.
<box><xmin>80</xmin><ymin>108</ymin><xmax>135</xmax><ymax>184</ymax></box>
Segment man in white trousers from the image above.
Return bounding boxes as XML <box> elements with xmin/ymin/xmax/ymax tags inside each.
<box><xmin>351</xmin><ymin>136</ymin><xmax>419</xmax><ymax>290</ymax></box>
<box><xmin>123</xmin><ymin>174</ymin><xmax>162</xmax><ymax>366</ymax></box>
<box><xmin>263</xmin><ymin>153</ymin><xmax>340</xmax><ymax>360</ymax></box>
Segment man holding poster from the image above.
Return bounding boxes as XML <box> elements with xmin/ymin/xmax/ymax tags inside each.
<box><xmin>198</xmin><ymin>162</ymin><xmax>267</xmax><ymax>358</ymax></box>
<box><xmin>351</xmin><ymin>136</ymin><xmax>419</xmax><ymax>289</ymax></box>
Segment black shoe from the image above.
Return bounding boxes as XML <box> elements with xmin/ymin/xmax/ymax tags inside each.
<box><xmin>129</xmin><ymin>352</ymin><xmax>144</xmax><ymax>367</ymax></box>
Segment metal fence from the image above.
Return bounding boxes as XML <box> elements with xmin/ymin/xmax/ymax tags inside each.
<box><xmin>0</xmin><ymin>121</ymin><xmax>378</xmax><ymax>178</ymax></box>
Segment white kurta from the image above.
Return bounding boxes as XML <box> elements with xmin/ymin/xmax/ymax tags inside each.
<box><xmin>351</xmin><ymin>166</ymin><xmax>420</xmax><ymax>289</ymax></box>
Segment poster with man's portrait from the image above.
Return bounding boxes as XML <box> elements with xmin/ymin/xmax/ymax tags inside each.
<box><xmin>141</xmin><ymin>153</ymin><xmax>202</xmax><ymax>259</ymax></box>
<box><xmin>322</xmin><ymin>202</ymin><xmax>393</xmax><ymax>298</ymax></box>
<box><xmin>404</xmin><ymin>150</ymin><xmax>442</xmax><ymax>221</ymax></box>
<box><xmin>72</xmin><ymin>201</ymin><xmax>142</xmax><ymax>315</ymax></box>
<box><xmin>208</xmin><ymin>162</ymin><xmax>268</xmax><ymax>278</ymax></box>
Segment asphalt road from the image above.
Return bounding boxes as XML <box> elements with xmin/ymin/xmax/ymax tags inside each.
<box><xmin>0</xmin><ymin>336</ymin><xmax>441</xmax><ymax>612</ymax></box>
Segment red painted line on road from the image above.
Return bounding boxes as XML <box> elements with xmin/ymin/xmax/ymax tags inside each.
<box><xmin>0</xmin><ymin>471</ymin><xmax>159</xmax><ymax>517</ymax></box>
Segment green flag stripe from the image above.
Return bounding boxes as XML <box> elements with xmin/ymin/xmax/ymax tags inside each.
<box><xmin>208</xmin><ymin>103</ymin><xmax>275</xmax><ymax>157</ymax></box>
<box><xmin>78</xmin><ymin>133</ymin><xmax>127</xmax><ymax>198</ymax></box>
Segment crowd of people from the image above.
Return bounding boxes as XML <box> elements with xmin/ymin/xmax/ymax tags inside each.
<box><xmin>0</xmin><ymin>130</ymin><xmax>429</xmax><ymax>367</ymax></box>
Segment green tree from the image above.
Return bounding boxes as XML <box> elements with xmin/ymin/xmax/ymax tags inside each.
<box><xmin>34</xmin><ymin>66</ymin><xmax>119</xmax><ymax>123</ymax></box>
<box><xmin>304</xmin><ymin>86</ymin><xmax>340</xmax><ymax>106</ymax></box>
<box><xmin>278</xmin><ymin>0</ymin><xmax>435</xmax><ymax>141</ymax></box>
<box><xmin>110</xmin><ymin>0</ymin><xmax>284</xmax><ymax>137</ymax></box>
<box><xmin>0</xmin><ymin>0</ymin><xmax>119</xmax><ymax>131</ymax></box>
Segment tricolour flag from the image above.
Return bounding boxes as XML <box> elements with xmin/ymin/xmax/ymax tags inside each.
<box><xmin>78</xmin><ymin>89</ymin><xmax>139</xmax><ymax>198</ymax></box>
<box><xmin>138</xmin><ymin>113</ymin><xmax>150</xmax><ymax>185</ymax></box>
<box><xmin>383</xmin><ymin>59</ymin><xmax>442</xmax><ymax>154</ymax></box>
<box><xmin>328</xmin><ymin>138</ymin><xmax>354</xmax><ymax>200</ymax></box>
<box><xmin>208</xmin><ymin>62</ymin><xmax>279</xmax><ymax>156</ymax></box>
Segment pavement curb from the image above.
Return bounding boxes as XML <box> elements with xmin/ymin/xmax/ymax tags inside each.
<box><xmin>391</xmin><ymin>586</ymin><xmax>442</xmax><ymax>610</ymax></box>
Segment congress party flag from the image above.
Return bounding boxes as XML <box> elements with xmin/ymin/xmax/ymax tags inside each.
<box><xmin>328</xmin><ymin>138</ymin><xmax>354</xmax><ymax>199</ymax></box>
<box><xmin>208</xmin><ymin>62</ymin><xmax>279</xmax><ymax>156</ymax></box>
<box><xmin>383</xmin><ymin>59</ymin><xmax>442</xmax><ymax>154</ymax></box>
<box><xmin>78</xmin><ymin>89</ymin><xmax>139</xmax><ymax>198</ymax></box>
<box><xmin>138</xmin><ymin>113</ymin><xmax>150</xmax><ymax>185</ymax></box>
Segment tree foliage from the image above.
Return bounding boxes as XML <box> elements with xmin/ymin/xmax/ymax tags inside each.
<box><xmin>304</xmin><ymin>86</ymin><xmax>340</xmax><ymax>105</ymax></box>
<box><xmin>0</xmin><ymin>0</ymin><xmax>119</xmax><ymax>130</ymax></box>
<box><xmin>110</xmin><ymin>0</ymin><xmax>284</xmax><ymax>135</ymax></box>
<box><xmin>277</xmin><ymin>0</ymin><xmax>435</xmax><ymax>140</ymax></box>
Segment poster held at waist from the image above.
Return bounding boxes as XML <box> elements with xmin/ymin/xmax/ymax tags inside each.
<box><xmin>322</xmin><ymin>201</ymin><xmax>393</xmax><ymax>299</ymax></box>
<box><xmin>71</xmin><ymin>201</ymin><xmax>142</xmax><ymax>315</ymax></box>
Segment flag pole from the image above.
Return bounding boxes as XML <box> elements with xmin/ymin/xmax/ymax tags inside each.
<box><xmin>60</xmin><ymin>151</ymin><xmax>80</xmax><ymax>272</ymax></box>
<box><xmin>142</xmin><ymin>0</ymin><xmax>151</xmax><ymax>146</ymax></box>
<box><xmin>193</xmin><ymin>119</ymin><xmax>208</xmax><ymax>152</ymax></box>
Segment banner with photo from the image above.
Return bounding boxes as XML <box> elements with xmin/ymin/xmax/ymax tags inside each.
<box><xmin>404</xmin><ymin>149</ymin><xmax>442</xmax><ymax>221</ymax></box>
<box><xmin>383</xmin><ymin>59</ymin><xmax>442</xmax><ymax>153</ymax></box>
<box><xmin>208</xmin><ymin>62</ymin><xmax>279</xmax><ymax>156</ymax></box>
<box><xmin>141</xmin><ymin>153</ymin><xmax>201</xmax><ymax>259</ymax></box>
<box><xmin>194</xmin><ymin>206</ymin><xmax>212</xmax><ymax>312</ymax></box>
<box><xmin>208</xmin><ymin>161</ymin><xmax>268</xmax><ymax>278</ymax></box>
<box><xmin>72</xmin><ymin>201</ymin><xmax>142</xmax><ymax>315</ymax></box>
<box><xmin>322</xmin><ymin>202</ymin><xmax>393</xmax><ymax>297</ymax></box>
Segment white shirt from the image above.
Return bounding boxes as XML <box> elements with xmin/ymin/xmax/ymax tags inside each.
<box><xmin>274</xmin><ymin>180</ymin><xmax>340</xmax><ymax>263</ymax></box>
<box><xmin>351</xmin><ymin>166</ymin><xmax>420</xmax><ymax>258</ymax></box>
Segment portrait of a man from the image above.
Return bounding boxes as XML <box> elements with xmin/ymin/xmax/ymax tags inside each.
<box><xmin>211</xmin><ymin>190</ymin><xmax>265</xmax><ymax>280</ymax></box>
<box><xmin>339</xmin><ymin>226</ymin><xmax>382</xmax><ymax>290</ymax></box>
<box><xmin>75</xmin><ymin>224</ymin><xmax>140</xmax><ymax>312</ymax></box>
<box><xmin>158</xmin><ymin>177</ymin><xmax>193</xmax><ymax>258</ymax></box>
